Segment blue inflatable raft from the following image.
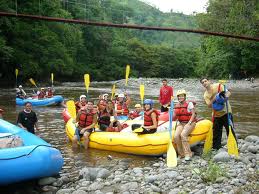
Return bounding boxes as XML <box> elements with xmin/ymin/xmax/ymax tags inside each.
<box><xmin>0</xmin><ymin>119</ymin><xmax>63</xmax><ymax>185</ymax></box>
<box><xmin>16</xmin><ymin>95</ymin><xmax>64</xmax><ymax>106</ymax></box>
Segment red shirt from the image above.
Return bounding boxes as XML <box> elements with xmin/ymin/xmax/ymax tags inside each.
<box><xmin>159</xmin><ymin>85</ymin><xmax>173</xmax><ymax>105</ymax></box>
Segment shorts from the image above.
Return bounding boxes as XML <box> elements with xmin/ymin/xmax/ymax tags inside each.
<box><xmin>76</xmin><ymin>128</ymin><xmax>94</xmax><ymax>137</ymax></box>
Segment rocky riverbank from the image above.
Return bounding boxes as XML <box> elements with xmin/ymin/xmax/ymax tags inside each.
<box><xmin>33</xmin><ymin>135</ymin><xmax>259</xmax><ymax>194</ymax></box>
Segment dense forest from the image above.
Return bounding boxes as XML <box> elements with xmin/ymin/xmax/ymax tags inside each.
<box><xmin>0</xmin><ymin>0</ymin><xmax>258</xmax><ymax>85</ymax></box>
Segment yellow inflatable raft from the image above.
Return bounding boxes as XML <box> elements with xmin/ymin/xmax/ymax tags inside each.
<box><xmin>65</xmin><ymin>118</ymin><xmax>212</xmax><ymax>156</ymax></box>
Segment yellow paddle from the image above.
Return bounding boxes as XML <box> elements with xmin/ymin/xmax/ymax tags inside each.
<box><xmin>51</xmin><ymin>73</ymin><xmax>54</xmax><ymax>87</ymax></box>
<box><xmin>66</xmin><ymin>100</ymin><xmax>76</xmax><ymax>120</ymax></box>
<box><xmin>125</xmin><ymin>64</ymin><xmax>130</xmax><ymax>87</ymax></box>
<box><xmin>111</xmin><ymin>84</ymin><xmax>116</xmax><ymax>100</ymax></box>
<box><xmin>167</xmin><ymin>97</ymin><xmax>177</xmax><ymax>167</ymax></box>
<box><xmin>219</xmin><ymin>80</ymin><xmax>239</xmax><ymax>157</ymax></box>
<box><xmin>29</xmin><ymin>78</ymin><xmax>38</xmax><ymax>88</ymax></box>
<box><xmin>15</xmin><ymin>69</ymin><xmax>18</xmax><ymax>86</ymax></box>
<box><xmin>84</xmin><ymin>74</ymin><xmax>90</xmax><ymax>97</ymax></box>
<box><xmin>140</xmin><ymin>84</ymin><xmax>145</xmax><ymax>105</ymax></box>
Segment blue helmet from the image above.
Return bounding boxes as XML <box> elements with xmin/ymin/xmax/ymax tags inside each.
<box><xmin>144</xmin><ymin>99</ymin><xmax>154</xmax><ymax>107</ymax></box>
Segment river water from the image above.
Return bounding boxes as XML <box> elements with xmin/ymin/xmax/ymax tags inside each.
<box><xmin>0</xmin><ymin>78</ymin><xmax>258</xmax><ymax>189</ymax></box>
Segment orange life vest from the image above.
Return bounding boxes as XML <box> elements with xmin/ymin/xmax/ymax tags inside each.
<box><xmin>116</xmin><ymin>102</ymin><xmax>129</xmax><ymax>116</ymax></box>
<box><xmin>144</xmin><ymin>109</ymin><xmax>159</xmax><ymax>127</ymax></box>
<box><xmin>174</xmin><ymin>101</ymin><xmax>196</xmax><ymax>123</ymax></box>
<box><xmin>78</xmin><ymin>110</ymin><xmax>96</xmax><ymax>128</ymax></box>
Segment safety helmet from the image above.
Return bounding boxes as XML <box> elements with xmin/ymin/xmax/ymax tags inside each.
<box><xmin>134</xmin><ymin>104</ymin><xmax>141</xmax><ymax>108</ymax></box>
<box><xmin>118</xmin><ymin>93</ymin><xmax>125</xmax><ymax>98</ymax></box>
<box><xmin>47</xmin><ymin>87</ymin><xmax>51</xmax><ymax>89</ymax></box>
<box><xmin>80</xmin><ymin>95</ymin><xmax>87</xmax><ymax>101</ymax></box>
<box><xmin>41</xmin><ymin>87</ymin><xmax>45</xmax><ymax>90</ymax></box>
<box><xmin>102</xmin><ymin>93</ymin><xmax>109</xmax><ymax>99</ymax></box>
<box><xmin>176</xmin><ymin>89</ymin><xmax>186</xmax><ymax>97</ymax></box>
<box><xmin>19</xmin><ymin>85</ymin><xmax>22</xmax><ymax>88</ymax></box>
<box><xmin>143</xmin><ymin>99</ymin><xmax>154</xmax><ymax>105</ymax></box>
<box><xmin>115</xmin><ymin>93</ymin><xmax>119</xmax><ymax>97</ymax></box>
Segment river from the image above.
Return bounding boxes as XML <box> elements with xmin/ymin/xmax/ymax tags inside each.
<box><xmin>0</xmin><ymin>78</ymin><xmax>258</xmax><ymax>191</ymax></box>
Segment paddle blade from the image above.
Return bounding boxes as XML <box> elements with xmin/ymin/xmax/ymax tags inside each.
<box><xmin>125</xmin><ymin>64</ymin><xmax>130</xmax><ymax>86</ymax></box>
<box><xmin>29</xmin><ymin>78</ymin><xmax>37</xmax><ymax>87</ymax></box>
<box><xmin>84</xmin><ymin>74</ymin><xmax>90</xmax><ymax>93</ymax></box>
<box><xmin>51</xmin><ymin>73</ymin><xmax>54</xmax><ymax>83</ymax></box>
<box><xmin>219</xmin><ymin>80</ymin><xmax>227</xmax><ymax>84</ymax></box>
<box><xmin>140</xmin><ymin>84</ymin><xmax>145</xmax><ymax>104</ymax></box>
<box><xmin>15</xmin><ymin>69</ymin><xmax>18</xmax><ymax>78</ymax></box>
<box><xmin>66</xmin><ymin>100</ymin><xmax>76</xmax><ymax>119</ymax></box>
<box><xmin>227</xmin><ymin>127</ymin><xmax>239</xmax><ymax>157</ymax></box>
<box><xmin>133</xmin><ymin>127</ymin><xmax>144</xmax><ymax>133</ymax></box>
<box><xmin>111</xmin><ymin>84</ymin><xmax>116</xmax><ymax>100</ymax></box>
<box><xmin>203</xmin><ymin>125</ymin><xmax>213</xmax><ymax>154</ymax></box>
<box><xmin>167</xmin><ymin>141</ymin><xmax>177</xmax><ymax>167</ymax></box>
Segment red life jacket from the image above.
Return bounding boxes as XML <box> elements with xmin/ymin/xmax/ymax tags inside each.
<box><xmin>116</xmin><ymin>102</ymin><xmax>129</xmax><ymax>116</ymax></box>
<box><xmin>38</xmin><ymin>91</ymin><xmax>45</xmax><ymax>99</ymax></box>
<box><xmin>144</xmin><ymin>109</ymin><xmax>159</xmax><ymax>127</ymax></box>
<box><xmin>98</xmin><ymin>109</ymin><xmax>111</xmax><ymax>126</ymax></box>
<box><xmin>78</xmin><ymin>110</ymin><xmax>96</xmax><ymax>128</ymax></box>
<box><xmin>174</xmin><ymin>101</ymin><xmax>196</xmax><ymax>123</ymax></box>
<box><xmin>129</xmin><ymin>110</ymin><xmax>141</xmax><ymax>119</ymax></box>
<box><xmin>47</xmin><ymin>90</ymin><xmax>53</xmax><ymax>98</ymax></box>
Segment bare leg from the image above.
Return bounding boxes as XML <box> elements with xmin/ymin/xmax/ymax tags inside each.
<box><xmin>174</xmin><ymin>124</ymin><xmax>184</xmax><ymax>157</ymax></box>
<box><xmin>83</xmin><ymin>132</ymin><xmax>90</xmax><ymax>149</ymax></box>
<box><xmin>72</xmin><ymin>135</ymin><xmax>78</xmax><ymax>148</ymax></box>
<box><xmin>181</xmin><ymin>122</ymin><xmax>196</xmax><ymax>157</ymax></box>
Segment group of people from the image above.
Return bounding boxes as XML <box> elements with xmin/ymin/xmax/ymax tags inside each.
<box><xmin>14</xmin><ymin>78</ymin><xmax>236</xmax><ymax>162</ymax></box>
<box><xmin>16</xmin><ymin>85</ymin><xmax>54</xmax><ymax>99</ymax></box>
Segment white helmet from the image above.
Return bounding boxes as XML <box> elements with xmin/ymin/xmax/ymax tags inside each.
<box><xmin>19</xmin><ymin>85</ymin><xmax>22</xmax><ymax>88</ymax></box>
<box><xmin>102</xmin><ymin>93</ymin><xmax>109</xmax><ymax>99</ymax></box>
<box><xmin>80</xmin><ymin>95</ymin><xmax>87</xmax><ymax>101</ymax></box>
<box><xmin>118</xmin><ymin>93</ymin><xmax>125</xmax><ymax>98</ymax></box>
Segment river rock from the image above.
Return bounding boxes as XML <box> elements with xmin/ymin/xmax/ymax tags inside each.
<box><xmin>248</xmin><ymin>145</ymin><xmax>258</xmax><ymax>153</ymax></box>
<box><xmin>145</xmin><ymin>175</ymin><xmax>157</xmax><ymax>183</ymax></box>
<box><xmin>72</xmin><ymin>190</ymin><xmax>88</xmax><ymax>194</ymax></box>
<box><xmin>88</xmin><ymin>182</ymin><xmax>104</xmax><ymax>191</ymax></box>
<box><xmin>56</xmin><ymin>189</ymin><xmax>74</xmax><ymax>194</ymax></box>
<box><xmin>166</xmin><ymin>171</ymin><xmax>178</xmax><ymax>178</ymax></box>
<box><xmin>38</xmin><ymin>177</ymin><xmax>57</xmax><ymax>186</ymax></box>
<box><xmin>120</xmin><ymin>182</ymin><xmax>138</xmax><ymax>191</ymax></box>
<box><xmin>213</xmin><ymin>151</ymin><xmax>231</xmax><ymax>162</ymax></box>
<box><xmin>96</xmin><ymin>168</ymin><xmax>110</xmax><ymax>179</ymax></box>
<box><xmin>169</xmin><ymin>189</ymin><xmax>180</xmax><ymax>194</ymax></box>
<box><xmin>151</xmin><ymin>184</ymin><xmax>161</xmax><ymax>192</ymax></box>
<box><xmin>245</xmin><ymin>135</ymin><xmax>259</xmax><ymax>143</ymax></box>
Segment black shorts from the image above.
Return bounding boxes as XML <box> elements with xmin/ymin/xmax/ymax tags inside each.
<box><xmin>76</xmin><ymin>128</ymin><xmax>94</xmax><ymax>137</ymax></box>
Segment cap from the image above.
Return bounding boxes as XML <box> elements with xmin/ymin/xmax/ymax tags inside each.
<box><xmin>134</xmin><ymin>104</ymin><xmax>141</xmax><ymax>108</ymax></box>
<box><xmin>118</xmin><ymin>93</ymin><xmax>125</xmax><ymax>98</ymax></box>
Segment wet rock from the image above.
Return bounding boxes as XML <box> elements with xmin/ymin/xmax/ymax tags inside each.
<box><xmin>213</xmin><ymin>151</ymin><xmax>231</xmax><ymax>162</ymax></box>
<box><xmin>38</xmin><ymin>177</ymin><xmax>57</xmax><ymax>186</ymax></box>
<box><xmin>245</xmin><ymin>135</ymin><xmax>259</xmax><ymax>143</ymax></box>
<box><xmin>166</xmin><ymin>171</ymin><xmax>178</xmax><ymax>178</ymax></box>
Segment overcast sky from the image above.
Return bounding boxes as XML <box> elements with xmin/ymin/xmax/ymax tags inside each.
<box><xmin>140</xmin><ymin>0</ymin><xmax>208</xmax><ymax>15</ymax></box>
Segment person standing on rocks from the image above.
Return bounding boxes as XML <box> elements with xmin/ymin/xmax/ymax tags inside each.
<box><xmin>173</xmin><ymin>89</ymin><xmax>196</xmax><ymax>161</ymax></box>
<box><xmin>200</xmin><ymin>78</ymin><xmax>237</xmax><ymax>150</ymax></box>
<box><xmin>17</xmin><ymin>102</ymin><xmax>39</xmax><ymax>134</ymax></box>
<box><xmin>159</xmin><ymin>79</ymin><xmax>173</xmax><ymax>112</ymax></box>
